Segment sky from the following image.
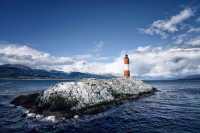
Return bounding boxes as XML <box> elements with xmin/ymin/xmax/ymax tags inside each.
<box><xmin>0</xmin><ymin>0</ymin><xmax>200</xmax><ymax>79</ymax></box>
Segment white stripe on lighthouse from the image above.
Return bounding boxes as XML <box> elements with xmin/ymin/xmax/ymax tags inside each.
<box><xmin>124</xmin><ymin>64</ymin><xmax>129</xmax><ymax>71</ymax></box>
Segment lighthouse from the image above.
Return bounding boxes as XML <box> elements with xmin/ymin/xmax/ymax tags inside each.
<box><xmin>123</xmin><ymin>54</ymin><xmax>130</xmax><ymax>78</ymax></box>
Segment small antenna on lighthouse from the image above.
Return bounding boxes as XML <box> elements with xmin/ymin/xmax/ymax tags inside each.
<box><xmin>123</xmin><ymin>54</ymin><xmax>130</xmax><ymax>78</ymax></box>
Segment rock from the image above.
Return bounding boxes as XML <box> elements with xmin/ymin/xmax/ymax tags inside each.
<box><xmin>11</xmin><ymin>93</ymin><xmax>40</xmax><ymax>109</ymax></box>
<box><xmin>41</xmin><ymin>78</ymin><xmax>154</xmax><ymax>110</ymax></box>
<box><xmin>27</xmin><ymin>113</ymin><xmax>36</xmax><ymax>118</ymax></box>
<box><xmin>35</xmin><ymin>114</ymin><xmax>43</xmax><ymax>119</ymax></box>
<box><xmin>24</xmin><ymin>110</ymin><xmax>29</xmax><ymax>114</ymax></box>
<box><xmin>73</xmin><ymin>115</ymin><xmax>79</xmax><ymax>119</ymax></box>
<box><xmin>11</xmin><ymin>78</ymin><xmax>156</xmax><ymax>119</ymax></box>
<box><xmin>42</xmin><ymin>115</ymin><xmax>57</xmax><ymax>122</ymax></box>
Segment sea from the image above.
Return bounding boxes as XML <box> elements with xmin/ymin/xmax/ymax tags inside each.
<box><xmin>0</xmin><ymin>79</ymin><xmax>200</xmax><ymax>133</ymax></box>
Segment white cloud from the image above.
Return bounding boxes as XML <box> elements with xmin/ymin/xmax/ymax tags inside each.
<box><xmin>173</xmin><ymin>33</ymin><xmax>188</xmax><ymax>44</ymax></box>
<box><xmin>173</xmin><ymin>27</ymin><xmax>200</xmax><ymax>46</ymax></box>
<box><xmin>1</xmin><ymin>43</ymin><xmax>200</xmax><ymax>79</ymax></box>
<box><xmin>128</xmin><ymin>47</ymin><xmax>200</xmax><ymax>78</ymax></box>
<box><xmin>0</xmin><ymin>44</ymin><xmax>75</xmax><ymax>70</ymax></box>
<box><xmin>93</xmin><ymin>40</ymin><xmax>104</xmax><ymax>53</ymax></box>
<box><xmin>88</xmin><ymin>40</ymin><xmax>110</xmax><ymax>61</ymax></box>
<box><xmin>141</xmin><ymin>8</ymin><xmax>193</xmax><ymax>38</ymax></box>
<box><xmin>187</xmin><ymin>27</ymin><xmax>200</xmax><ymax>33</ymax></box>
<box><xmin>186</xmin><ymin>36</ymin><xmax>200</xmax><ymax>46</ymax></box>
<box><xmin>173</xmin><ymin>28</ymin><xmax>200</xmax><ymax>46</ymax></box>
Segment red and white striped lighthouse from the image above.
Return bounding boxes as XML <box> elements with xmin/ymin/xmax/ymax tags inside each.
<box><xmin>123</xmin><ymin>54</ymin><xmax>130</xmax><ymax>78</ymax></box>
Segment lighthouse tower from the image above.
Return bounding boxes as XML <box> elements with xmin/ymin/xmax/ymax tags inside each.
<box><xmin>123</xmin><ymin>54</ymin><xmax>130</xmax><ymax>78</ymax></box>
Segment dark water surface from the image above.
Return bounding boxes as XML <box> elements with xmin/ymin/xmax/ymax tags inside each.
<box><xmin>0</xmin><ymin>79</ymin><xmax>200</xmax><ymax>133</ymax></box>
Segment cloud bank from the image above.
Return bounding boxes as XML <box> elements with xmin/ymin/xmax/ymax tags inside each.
<box><xmin>129</xmin><ymin>46</ymin><xmax>200</xmax><ymax>79</ymax></box>
<box><xmin>0</xmin><ymin>45</ymin><xmax>74</xmax><ymax>70</ymax></box>
<box><xmin>0</xmin><ymin>44</ymin><xmax>200</xmax><ymax>79</ymax></box>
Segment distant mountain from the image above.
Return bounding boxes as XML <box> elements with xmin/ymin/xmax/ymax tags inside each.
<box><xmin>0</xmin><ymin>64</ymin><xmax>114</xmax><ymax>79</ymax></box>
<box><xmin>179</xmin><ymin>75</ymin><xmax>200</xmax><ymax>80</ymax></box>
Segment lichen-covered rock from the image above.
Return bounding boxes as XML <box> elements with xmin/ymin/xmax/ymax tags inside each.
<box><xmin>11</xmin><ymin>78</ymin><xmax>156</xmax><ymax>118</ymax></box>
<box><xmin>40</xmin><ymin>78</ymin><xmax>154</xmax><ymax>111</ymax></box>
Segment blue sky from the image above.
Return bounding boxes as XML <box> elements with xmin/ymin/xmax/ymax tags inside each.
<box><xmin>0</xmin><ymin>0</ymin><xmax>193</xmax><ymax>56</ymax></box>
<box><xmin>0</xmin><ymin>0</ymin><xmax>200</xmax><ymax>79</ymax></box>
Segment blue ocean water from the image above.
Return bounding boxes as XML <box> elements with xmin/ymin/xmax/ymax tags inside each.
<box><xmin>0</xmin><ymin>79</ymin><xmax>200</xmax><ymax>133</ymax></box>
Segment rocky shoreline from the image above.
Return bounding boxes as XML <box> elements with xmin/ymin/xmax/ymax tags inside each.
<box><xmin>11</xmin><ymin>78</ymin><xmax>157</xmax><ymax>119</ymax></box>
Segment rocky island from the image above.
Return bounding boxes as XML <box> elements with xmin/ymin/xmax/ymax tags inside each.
<box><xmin>11</xmin><ymin>78</ymin><xmax>156</xmax><ymax>120</ymax></box>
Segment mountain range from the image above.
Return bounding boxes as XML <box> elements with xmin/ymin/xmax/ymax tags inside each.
<box><xmin>178</xmin><ymin>75</ymin><xmax>200</xmax><ymax>80</ymax></box>
<box><xmin>0</xmin><ymin>64</ymin><xmax>113</xmax><ymax>80</ymax></box>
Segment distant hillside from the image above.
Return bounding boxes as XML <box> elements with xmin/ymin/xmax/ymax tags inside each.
<box><xmin>0</xmin><ymin>64</ymin><xmax>114</xmax><ymax>79</ymax></box>
<box><xmin>178</xmin><ymin>75</ymin><xmax>200</xmax><ymax>80</ymax></box>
